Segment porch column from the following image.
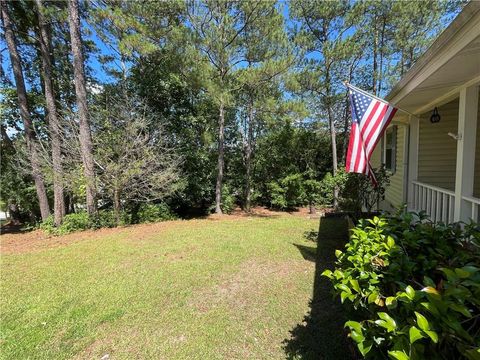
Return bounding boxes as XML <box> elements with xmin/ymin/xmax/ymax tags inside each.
<box><xmin>407</xmin><ymin>115</ymin><xmax>419</xmax><ymax>210</ymax></box>
<box><xmin>454</xmin><ymin>85</ymin><xmax>479</xmax><ymax>222</ymax></box>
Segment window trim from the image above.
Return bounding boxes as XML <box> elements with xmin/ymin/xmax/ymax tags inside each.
<box><xmin>383</xmin><ymin>125</ymin><xmax>397</xmax><ymax>174</ymax></box>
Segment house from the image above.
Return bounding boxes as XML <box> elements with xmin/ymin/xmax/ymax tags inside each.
<box><xmin>371</xmin><ymin>2</ymin><xmax>480</xmax><ymax>223</ymax></box>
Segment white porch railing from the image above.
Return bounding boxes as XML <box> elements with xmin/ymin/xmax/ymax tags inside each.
<box><xmin>462</xmin><ymin>195</ymin><xmax>480</xmax><ymax>223</ymax></box>
<box><xmin>411</xmin><ymin>181</ymin><xmax>455</xmax><ymax>223</ymax></box>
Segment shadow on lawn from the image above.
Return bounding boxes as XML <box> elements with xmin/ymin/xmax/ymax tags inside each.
<box><xmin>0</xmin><ymin>222</ymin><xmax>30</xmax><ymax>235</ymax></box>
<box><xmin>284</xmin><ymin>216</ymin><xmax>357</xmax><ymax>360</ymax></box>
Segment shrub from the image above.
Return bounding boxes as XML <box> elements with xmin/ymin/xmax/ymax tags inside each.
<box><xmin>267</xmin><ymin>173</ymin><xmax>305</xmax><ymax>210</ymax></box>
<box><xmin>90</xmin><ymin>210</ymin><xmax>123</xmax><ymax>229</ymax></box>
<box><xmin>208</xmin><ymin>185</ymin><xmax>237</xmax><ymax>214</ymax></box>
<box><xmin>137</xmin><ymin>203</ymin><xmax>176</xmax><ymax>223</ymax></box>
<box><xmin>336</xmin><ymin>166</ymin><xmax>390</xmax><ymax>215</ymax></box>
<box><xmin>267</xmin><ymin>180</ymin><xmax>288</xmax><ymax>209</ymax></box>
<box><xmin>40</xmin><ymin>212</ymin><xmax>90</xmax><ymax>235</ymax></box>
<box><xmin>323</xmin><ymin>212</ymin><xmax>480</xmax><ymax>359</ymax></box>
<box><xmin>304</xmin><ymin>179</ymin><xmax>322</xmax><ymax>212</ymax></box>
<box><xmin>220</xmin><ymin>185</ymin><xmax>236</xmax><ymax>214</ymax></box>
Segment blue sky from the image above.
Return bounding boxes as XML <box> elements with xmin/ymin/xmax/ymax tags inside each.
<box><xmin>1</xmin><ymin>2</ymin><xmax>461</xmax><ymax>93</ymax></box>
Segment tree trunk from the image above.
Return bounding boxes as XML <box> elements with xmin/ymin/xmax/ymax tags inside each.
<box><xmin>113</xmin><ymin>188</ymin><xmax>121</xmax><ymax>225</ymax></box>
<box><xmin>35</xmin><ymin>0</ymin><xmax>65</xmax><ymax>226</ymax></box>
<box><xmin>244</xmin><ymin>98</ymin><xmax>254</xmax><ymax>212</ymax></box>
<box><xmin>67</xmin><ymin>0</ymin><xmax>97</xmax><ymax>216</ymax></box>
<box><xmin>1</xmin><ymin>0</ymin><xmax>51</xmax><ymax>220</ymax></box>
<box><xmin>325</xmin><ymin>66</ymin><xmax>338</xmax><ymax>208</ymax></box>
<box><xmin>215</xmin><ymin>100</ymin><xmax>225</xmax><ymax>214</ymax></box>
<box><xmin>327</xmin><ymin>105</ymin><xmax>339</xmax><ymax>208</ymax></box>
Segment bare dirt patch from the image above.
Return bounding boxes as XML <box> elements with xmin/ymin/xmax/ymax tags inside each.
<box><xmin>0</xmin><ymin>220</ymin><xmax>182</xmax><ymax>255</ymax></box>
<box><xmin>207</xmin><ymin>206</ymin><xmax>327</xmax><ymax>220</ymax></box>
<box><xmin>190</xmin><ymin>258</ymin><xmax>313</xmax><ymax>312</ymax></box>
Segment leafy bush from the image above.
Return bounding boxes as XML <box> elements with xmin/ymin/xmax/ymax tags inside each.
<box><xmin>267</xmin><ymin>180</ymin><xmax>288</xmax><ymax>209</ymax></box>
<box><xmin>220</xmin><ymin>185</ymin><xmax>236</xmax><ymax>214</ymax></box>
<box><xmin>339</xmin><ymin>166</ymin><xmax>390</xmax><ymax>215</ymax></box>
<box><xmin>137</xmin><ymin>203</ymin><xmax>176</xmax><ymax>223</ymax></box>
<box><xmin>40</xmin><ymin>212</ymin><xmax>90</xmax><ymax>235</ymax></box>
<box><xmin>319</xmin><ymin>171</ymin><xmax>348</xmax><ymax>206</ymax></box>
<box><xmin>304</xmin><ymin>179</ymin><xmax>322</xmax><ymax>212</ymax></box>
<box><xmin>267</xmin><ymin>173</ymin><xmax>305</xmax><ymax>210</ymax></box>
<box><xmin>90</xmin><ymin>210</ymin><xmax>124</xmax><ymax>229</ymax></box>
<box><xmin>323</xmin><ymin>212</ymin><xmax>480</xmax><ymax>359</ymax></box>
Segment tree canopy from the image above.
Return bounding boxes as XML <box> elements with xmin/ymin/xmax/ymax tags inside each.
<box><xmin>0</xmin><ymin>0</ymin><xmax>463</xmax><ymax>224</ymax></box>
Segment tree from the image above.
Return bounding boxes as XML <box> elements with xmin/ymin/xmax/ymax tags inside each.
<box><xmin>35</xmin><ymin>0</ymin><xmax>65</xmax><ymax>225</ymax></box>
<box><xmin>1</xmin><ymin>0</ymin><xmax>51</xmax><ymax>220</ymax></box>
<box><xmin>290</xmin><ymin>0</ymin><xmax>361</xmax><ymax>208</ymax></box>
<box><xmin>93</xmin><ymin>93</ymin><xmax>181</xmax><ymax>223</ymax></box>
<box><xmin>236</xmin><ymin>0</ymin><xmax>292</xmax><ymax>211</ymax></box>
<box><xmin>67</xmin><ymin>0</ymin><xmax>97</xmax><ymax>215</ymax></box>
<box><xmin>186</xmin><ymin>0</ymin><xmax>265</xmax><ymax>214</ymax></box>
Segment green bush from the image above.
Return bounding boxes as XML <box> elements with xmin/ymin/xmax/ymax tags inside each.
<box><xmin>220</xmin><ymin>185</ymin><xmax>236</xmax><ymax>214</ymax></box>
<box><xmin>339</xmin><ymin>166</ymin><xmax>390</xmax><ymax>215</ymax></box>
<box><xmin>267</xmin><ymin>180</ymin><xmax>288</xmax><ymax>209</ymax></box>
<box><xmin>267</xmin><ymin>173</ymin><xmax>305</xmax><ymax>210</ymax></box>
<box><xmin>40</xmin><ymin>212</ymin><xmax>90</xmax><ymax>235</ymax></box>
<box><xmin>323</xmin><ymin>212</ymin><xmax>480</xmax><ymax>359</ymax></box>
<box><xmin>137</xmin><ymin>203</ymin><xmax>176</xmax><ymax>223</ymax></box>
<box><xmin>90</xmin><ymin>210</ymin><xmax>125</xmax><ymax>229</ymax></box>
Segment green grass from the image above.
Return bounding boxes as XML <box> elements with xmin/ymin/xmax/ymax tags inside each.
<box><xmin>1</xmin><ymin>216</ymin><xmax>324</xmax><ymax>359</ymax></box>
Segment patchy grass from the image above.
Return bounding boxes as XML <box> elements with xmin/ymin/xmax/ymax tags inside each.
<box><xmin>0</xmin><ymin>214</ymin><xmax>332</xmax><ymax>359</ymax></box>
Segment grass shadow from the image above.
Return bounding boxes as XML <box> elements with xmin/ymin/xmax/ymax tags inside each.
<box><xmin>284</xmin><ymin>216</ymin><xmax>357</xmax><ymax>359</ymax></box>
<box><xmin>293</xmin><ymin>243</ymin><xmax>316</xmax><ymax>262</ymax></box>
<box><xmin>303</xmin><ymin>230</ymin><xmax>318</xmax><ymax>242</ymax></box>
<box><xmin>0</xmin><ymin>222</ymin><xmax>30</xmax><ymax>235</ymax></box>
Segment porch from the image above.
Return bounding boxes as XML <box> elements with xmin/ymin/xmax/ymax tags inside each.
<box><xmin>407</xmin><ymin>86</ymin><xmax>480</xmax><ymax>223</ymax></box>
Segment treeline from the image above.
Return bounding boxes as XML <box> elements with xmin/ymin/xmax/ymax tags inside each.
<box><xmin>0</xmin><ymin>0</ymin><xmax>461</xmax><ymax>226</ymax></box>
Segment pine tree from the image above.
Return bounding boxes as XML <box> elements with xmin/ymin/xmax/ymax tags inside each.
<box><xmin>35</xmin><ymin>0</ymin><xmax>65</xmax><ymax>225</ymax></box>
<box><xmin>1</xmin><ymin>0</ymin><xmax>51</xmax><ymax>220</ymax></box>
<box><xmin>187</xmin><ymin>0</ymin><xmax>267</xmax><ymax>214</ymax></box>
<box><xmin>67</xmin><ymin>0</ymin><xmax>97</xmax><ymax>215</ymax></box>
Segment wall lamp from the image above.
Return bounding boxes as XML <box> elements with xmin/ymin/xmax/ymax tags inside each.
<box><xmin>430</xmin><ymin>107</ymin><xmax>441</xmax><ymax>123</ymax></box>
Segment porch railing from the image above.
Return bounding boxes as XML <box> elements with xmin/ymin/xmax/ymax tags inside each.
<box><xmin>411</xmin><ymin>180</ymin><xmax>455</xmax><ymax>223</ymax></box>
<box><xmin>462</xmin><ymin>195</ymin><xmax>480</xmax><ymax>223</ymax></box>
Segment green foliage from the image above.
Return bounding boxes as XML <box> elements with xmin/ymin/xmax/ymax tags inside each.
<box><xmin>220</xmin><ymin>185</ymin><xmax>236</xmax><ymax>214</ymax></box>
<box><xmin>40</xmin><ymin>203</ymin><xmax>176</xmax><ymax>235</ymax></box>
<box><xmin>90</xmin><ymin>210</ymin><xmax>124</xmax><ymax>229</ymax></box>
<box><xmin>318</xmin><ymin>167</ymin><xmax>390</xmax><ymax>213</ymax></box>
<box><xmin>339</xmin><ymin>166</ymin><xmax>391</xmax><ymax>215</ymax></box>
<box><xmin>303</xmin><ymin>178</ymin><xmax>322</xmax><ymax>207</ymax></box>
<box><xmin>323</xmin><ymin>212</ymin><xmax>480</xmax><ymax>359</ymax></box>
<box><xmin>137</xmin><ymin>203</ymin><xmax>177</xmax><ymax>223</ymax></box>
<box><xmin>267</xmin><ymin>173</ymin><xmax>306</xmax><ymax>210</ymax></box>
<box><xmin>319</xmin><ymin>171</ymin><xmax>349</xmax><ymax>206</ymax></box>
<box><xmin>40</xmin><ymin>212</ymin><xmax>90</xmax><ymax>235</ymax></box>
<box><xmin>207</xmin><ymin>185</ymin><xmax>236</xmax><ymax>214</ymax></box>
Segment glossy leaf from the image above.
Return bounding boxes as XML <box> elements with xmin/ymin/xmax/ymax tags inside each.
<box><xmin>409</xmin><ymin>326</ymin><xmax>424</xmax><ymax>344</ymax></box>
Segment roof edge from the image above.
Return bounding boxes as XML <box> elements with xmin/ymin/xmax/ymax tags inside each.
<box><xmin>386</xmin><ymin>1</ymin><xmax>480</xmax><ymax>102</ymax></box>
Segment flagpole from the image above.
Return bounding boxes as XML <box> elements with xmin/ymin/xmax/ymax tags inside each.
<box><xmin>343</xmin><ymin>81</ymin><xmax>419</xmax><ymax>119</ymax></box>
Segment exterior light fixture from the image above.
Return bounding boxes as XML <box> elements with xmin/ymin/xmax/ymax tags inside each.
<box><xmin>430</xmin><ymin>107</ymin><xmax>441</xmax><ymax>123</ymax></box>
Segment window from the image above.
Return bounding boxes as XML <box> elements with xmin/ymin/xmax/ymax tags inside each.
<box><xmin>384</xmin><ymin>126</ymin><xmax>397</xmax><ymax>173</ymax></box>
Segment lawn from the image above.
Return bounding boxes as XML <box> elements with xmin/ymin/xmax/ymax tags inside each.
<box><xmin>0</xmin><ymin>214</ymin><xmax>341</xmax><ymax>359</ymax></box>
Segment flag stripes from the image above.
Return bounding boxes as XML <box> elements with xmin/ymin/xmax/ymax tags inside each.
<box><xmin>345</xmin><ymin>84</ymin><xmax>398</xmax><ymax>185</ymax></box>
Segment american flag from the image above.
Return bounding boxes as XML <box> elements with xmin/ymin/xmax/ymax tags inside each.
<box><xmin>345</xmin><ymin>85</ymin><xmax>397</xmax><ymax>185</ymax></box>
